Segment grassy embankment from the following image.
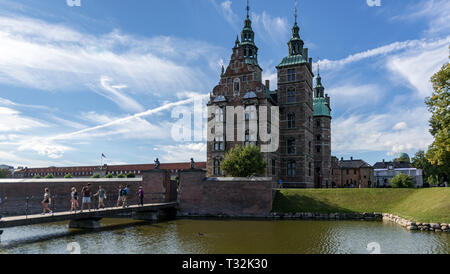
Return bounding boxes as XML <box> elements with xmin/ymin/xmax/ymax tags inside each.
<box><xmin>272</xmin><ymin>188</ymin><xmax>450</xmax><ymax>223</ymax></box>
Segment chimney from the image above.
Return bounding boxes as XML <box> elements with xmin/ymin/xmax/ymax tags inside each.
<box><xmin>351</xmin><ymin>156</ymin><xmax>353</xmax><ymax>161</ymax></box>
<box><xmin>341</xmin><ymin>157</ymin><xmax>344</xmax><ymax>161</ymax></box>
<box><xmin>265</xmin><ymin>80</ymin><xmax>270</xmax><ymax>90</ymax></box>
<box><xmin>382</xmin><ymin>159</ymin><xmax>385</xmax><ymax>163</ymax></box>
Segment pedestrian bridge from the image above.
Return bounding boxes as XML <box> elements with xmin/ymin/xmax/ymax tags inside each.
<box><xmin>0</xmin><ymin>202</ymin><xmax>177</xmax><ymax>231</ymax></box>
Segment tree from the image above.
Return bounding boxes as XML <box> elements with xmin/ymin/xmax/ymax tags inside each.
<box><xmin>64</xmin><ymin>173</ymin><xmax>74</xmax><ymax>179</ymax></box>
<box><xmin>426</xmin><ymin>58</ymin><xmax>449</xmax><ymax>181</ymax></box>
<box><xmin>390</xmin><ymin>173</ymin><xmax>414</xmax><ymax>188</ymax></box>
<box><xmin>45</xmin><ymin>174</ymin><xmax>54</xmax><ymax>179</ymax></box>
<box><xmin>104</xmin><ymin>173</ymin><xmax>114</xmax><ymax>178</ymax></box>
<box><xmin>91</xmin><ymin>174</ymin><xmax>101</xmax><ymax>178</ymax></box>
<box><xmin>0</xmin><ymin>168</ymin><xmax>11</xmax><ymax>178</ymax></box>
<box><xmin>126</xmin><ymin>172</ymin><xmax>136</xmax><ymax>178</ymax></box>
<box><xmin>117</xmin><ymin>173</ymin><xmax>126</xmax><ymax>178</ymax></box>
<box><xmin>220</xmin><ymin>144</ymin><xmax>266</xmax><ymax>177</ymax></box>
<box><xmin>427</xmin><ymin>175</ymin><xmax>442</xmax><ymax>187</ymax></box>
<box><xmin>412</xmin><ymin>150</ymin><xmax>438</xmax><ymax>179</ymax></box>
<box><xmin>33</xmin><ymin>174</ymin><xmax>42</xmax><ymax>179</ymax></box>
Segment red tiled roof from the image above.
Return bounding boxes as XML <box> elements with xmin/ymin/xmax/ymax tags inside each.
<box><xmin>16</xmin><ymin>162</ymin><xmax>206</xmax><ymax>174</ymax></box>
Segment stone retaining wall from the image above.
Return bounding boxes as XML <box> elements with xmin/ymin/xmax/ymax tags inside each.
<box><xmin>382</xmin><ymin>214</ymin><xmax>449</xmax><ymax>233</ymax></box>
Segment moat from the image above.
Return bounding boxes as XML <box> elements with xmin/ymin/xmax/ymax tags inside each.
<box><xmin>0</xmin><ymin>219</ymin><xmax>448</xmax><ymax>254</ymax></box>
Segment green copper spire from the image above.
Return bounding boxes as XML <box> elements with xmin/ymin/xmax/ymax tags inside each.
<box><xmin>288</xmin><ymin>0</ymin><xmax>304</xmax><ymax>56</ymax></box>
<box><xmin>240</xmin><ymin>0</ymin><xmax>258</xmax><ymax>65</ymax></box>
<box><xmin>314</xmin><ymin>60</ymin><xmax>325</xmax><ymax>98</ymax></box>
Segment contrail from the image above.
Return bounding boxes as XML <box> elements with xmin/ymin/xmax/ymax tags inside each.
<box><xmin>49</xmin><ymin>97</ymin><xmax>199</xmax><ymax>141</ymax></box>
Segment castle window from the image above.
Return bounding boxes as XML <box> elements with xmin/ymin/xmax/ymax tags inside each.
<box><xmin>233</xmin><ymin>78</ymin><xmax>240</xmax><ymax>97</ymax></box>
<box><xmin>316</xmin><ymin>120</ymin><xmax>321</xmax><ymax>127</ymax></box>
<box><xmin>287</xmin><ymin>113</ymin><xmax>296</xmax><ymax>129</ymax></box>
<box><xmin>245</xmin><ymin>105</ymin><xmax>256</xmax><ymax>121</ymax></box>
<box><xmin>287</xmin><ymin>160</ymin><xmax>296</xmax><ymax>177</ymax></box>
<box><xmin>245</xmin><ymin>130</ymin><xmax>257</xmax><ymax>147</ymax></box>
<box><xmin>287</xmin><ymin>88</ymin><xmax>296</xmax><ymax>103</ymax></box>
<box><xmin>227</xmin><ymin>78</ymin><xmax>232</xmax><ymax>84</ymax></box>
<box><xmin>317</xmin><ymin>146</ymin><xmax>321</xmax><ymax>153</ymax></box>
<box><xmin>317</xmin><ymin>135</ymin><xmax>321</xmax><ymax>141</ymax></box>
<box><xmin>287</xmin><ymin>138</ymin><xmax>296</xmax><ymax>155</ymax></box>
<box><xmin>214</xmin><ymin>136</ymin><xmax>224</xmax><ymax>151</ymax></box>
<box><xmin>242</xmin><ymin>75</ymin><xmax>248</xmax><ymax>82</ymax></box>
<box><xmin>213</xmin><ymin>158</ymin><xmax>222</xmax><ymax>176</ymax></box>
<box><xmin>215</xmin><ymin>107</ymin><xmax>224</xmax><ymax>122</ymax></box>
<box><xmin>287</xmin><ymin>69</ymin><xmax>296</xmax><ymax>81</ymax></box>
<box><xmin>309</xmin><ymin>162</ymin><xmax>312</xmax><ymax>176</ymax></box>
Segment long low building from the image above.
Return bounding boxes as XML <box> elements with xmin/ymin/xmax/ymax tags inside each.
<box><xmin>12</xmin><ymin>162</ymin><xmax>206</xmax><ymax>179</ymax></box>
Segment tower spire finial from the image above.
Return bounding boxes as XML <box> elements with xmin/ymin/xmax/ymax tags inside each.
<box><xmin>246</xmin><ymin>0</ymin><xmax>250</xmax><ymax>17</ymax></box>
<box><xmin>294</xmin><ymin>0</ymin><xmax>298</xmax><ymax>24</ymax></box>
<box><xmin>317</xmin><ymin>57</ymin><xmax>320</xmax><ymax>76</ymax></box>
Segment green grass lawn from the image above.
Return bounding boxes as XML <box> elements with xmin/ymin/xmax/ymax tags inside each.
<box><xmin>272</xmin><ymin>188</ymin><xmax>450</xmax><ymax>223</ymax></box>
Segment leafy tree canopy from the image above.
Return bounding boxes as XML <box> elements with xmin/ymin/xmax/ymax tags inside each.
<box><xmin>425</xmin><ymin>58</ymin><xmax>449</xmax><ymax>180</ymax></box>
<box><xmin>221</xmin><ymin>144</ymin><xmax>266</xmax><ymax>177</ymax></box>
<box><xmin>390</xmin><ymin>173</ymin><xmax>414</xmax><ymax>188</ymax></box>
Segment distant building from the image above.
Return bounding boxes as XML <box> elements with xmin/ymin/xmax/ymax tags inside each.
<box><xmin>373</xmin><ymin>157</ymin><xmax>423</xmax><ymax>188</ymax></box>
<box><xmin>331</xmin><ymin>157</ymin><xmax>374</xmax><ymax>188</ymax></box>
<box><xmin>12</xmin><ymin>162</ymin><xmax>206</xmax><ymax>179</ymax></box>
<box><xmin>0</xmin><ymin>165</ymin><xmax>14</xmax><ymax>178</ymax></box>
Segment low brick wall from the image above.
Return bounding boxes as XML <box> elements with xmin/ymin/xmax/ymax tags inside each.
<box><xmin>0</xmin><ymin>170</ymin><xmax>170</xmax><ymax>216</ymax></box>
<box><xmin>178</xmin><ymin>170</ymin><xmax>274</xmax><ymax>217</ymax></box>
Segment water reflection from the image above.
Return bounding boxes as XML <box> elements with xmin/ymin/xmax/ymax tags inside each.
<box><xmin>0</xmin><ymin>219</ymin><xmax>448</xmax><ymax>254</ymax></box>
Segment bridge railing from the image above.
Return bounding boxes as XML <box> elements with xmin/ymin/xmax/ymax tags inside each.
<box><xmin>0</xmin><ymin>192</ymin><xmax>168</xmax><ymax>218</ymax></box>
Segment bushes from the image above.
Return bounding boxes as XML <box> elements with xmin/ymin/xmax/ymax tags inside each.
<box><xmin>126</xmin><ymin>172</ymin><xmax>136</xmax><ymax>178</ymax></box>
<box><xmin>390</xmin><ymin>173</ymin><xmax>414</xmax><ymax>188</ymax></box>
<box><xmin>117</xmin><ymin>173</ymin><xmax>126</xmax><ymax>178</ymax></box>
<box><xmin>64</xmin><ymin>174</ymin><xmax>73</xmax><ymax>179</ymax></box>
<box><xmin>221</xmin><ymin>144</ymin><xmax>266</xmax><ymax>177</ymax></box>
<box><xmin>104</xmin><ymin>173</ymin><xmax>114</xmax><ymax>178</ymax></box>
<box><xmin>91</xmin><ymin>174</ymin><xmax>101</xmax><ymax>178</ymax></box>
<box><xmin>33</xmin><ymin>175</ymin><xmax>42</xmax><ymax>179</ymax></box>
<box><xmin>44</xmin><ymin>174</ymin><xmax>54</xmax><ymax>179</ymax></box>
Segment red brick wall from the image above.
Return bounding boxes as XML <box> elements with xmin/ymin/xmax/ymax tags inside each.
<box><xmin>0</xmin><ymin>171</ymin><xmax>169</xmax><ymax>216</ymax></box>
<box><xmin>178</xmin><ymin>170</ymin><xmax>273</xmax><ymax>217</ymax></box>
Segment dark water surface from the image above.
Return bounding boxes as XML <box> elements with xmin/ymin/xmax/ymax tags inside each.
<box><xmin>0</xmin><ymin>219</ymin><xmax>448</xmax><ymax>254</ymax></box>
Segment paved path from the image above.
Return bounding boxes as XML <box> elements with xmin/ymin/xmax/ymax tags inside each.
<box><xmin>0</xmin><ymin>202</ymin><xmax>177</xmax><ymax>229</ymax></box>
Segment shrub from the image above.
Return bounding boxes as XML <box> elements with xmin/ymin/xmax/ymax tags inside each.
<box><xmin>33</xmin><ymin>175</ymin><xmax>42</xmax><ymax>179</ymax></box>
<box><xmin>221</xmin><ymin>144</ymin><xmax>266</xmax><ymax>177</ymax></box>
<box><xmin>64</xmin><ymin>174</ymin><xmax>74</xmax><ymax>179</ymax></box>
<box><xmin>390</xmin><ymin>173</ymin><xmax>414</xmax><ymax>188</ymax></box>
<box><xmin>126</xmin><ymin>172</ymin><xmax>136</xmax><ymax>178</ymax></box>
<box><xmin>45</xmin><ymin>174</ymin><xmax>54</xmax><ymax>179</ymax></box>
<box><xmin>91</xmin><ymin>174</ymin><xmax>101</xmax><ymax>178</ymax></box>
<box><xmin>104</xmin><ymin>173</ymin><xmax>114</xmax><ymax>178</ymax></box>
<box><xmin>117</xmin><ymin>173</ymin><xmax>126</xmax><ymax>178</ymax></box>
<box><xmin>427</xmin><ymin>175</ymin><xmax>441</xmax><ymax>187</ymax></box>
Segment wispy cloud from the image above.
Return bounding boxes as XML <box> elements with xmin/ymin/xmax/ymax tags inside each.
<box><xmin>251</xmin><ymin>11</ymin><xmax>289</xmax><ymax>46</ymax></box>
<box><xmin>0</xmin><ymin>106</ymin><xmax>47</xmax><ymax>132</ymax></box>
<box><xmin>0</xmin><ymin>15</ymin><xmax>222</xmax><ymax>96</ymax></box>
<box><xmin>392</xmin><ymin>0</ymin><xmax>450</xmax><ymax>35</ymax></box>
<box><xmin>154</xmin><ymin>143</ymin><xmax>206</xmax><ymax>163</ymax></box>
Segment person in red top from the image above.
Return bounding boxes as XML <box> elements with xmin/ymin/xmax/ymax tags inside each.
<box><xmin>81</xmin><ymin>183</ymin><xmax>92</xmax><ymax>212</ymax></box>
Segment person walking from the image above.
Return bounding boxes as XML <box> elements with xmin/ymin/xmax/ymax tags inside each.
<box><xmin>41</xmin><ymin>188</ymin><xmax>52</xmax><ymax>215</ymax></box>
<box><xmin>94</xmin><ymin>186</ymin><xmax>106</xmax><ymax>210</ymax></box>
<box><xmin>138</xmin><ymin>186</ymin><xmax>144</xmax><ymax>206</ymax></box>
<box><xmin>121</xmin><ymin>185</ymin><xmax>130</xmax><ymax>208</ymax></box>
<box><xmin>81</xmin><ymin>183</ymin><xmax>92</xmax><ymax>212</ymax></box>
<box><xmin>116</xmin><ymin>185</ymin><xmax>123</xmax><ymax>207</ymax></box>
<box><xmin>70</xmin><ymin>187</ymin><xmax>79</xmax><ymax>213</ymax></box>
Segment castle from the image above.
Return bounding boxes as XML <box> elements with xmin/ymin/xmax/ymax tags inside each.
<box><xmin>206</xmin><ymin>3</ymin><xmax>332</xmax><ymax>188</ymax></box>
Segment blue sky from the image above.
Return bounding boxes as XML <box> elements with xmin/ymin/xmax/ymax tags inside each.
<box><xmin>0</xmin><ymin>0</ymin><xmax>448</xmax><ymax>168</ymax></box>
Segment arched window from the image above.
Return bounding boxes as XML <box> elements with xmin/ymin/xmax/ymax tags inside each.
<box><xmin>287</xmin><ymin>113</ymin><xmax>296</xmax><ymax>129</ymax></box>
<box><xmin>287</xmin><ymin>160</ymin><xmax>296</xmax><ymax>177</ymax></box>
